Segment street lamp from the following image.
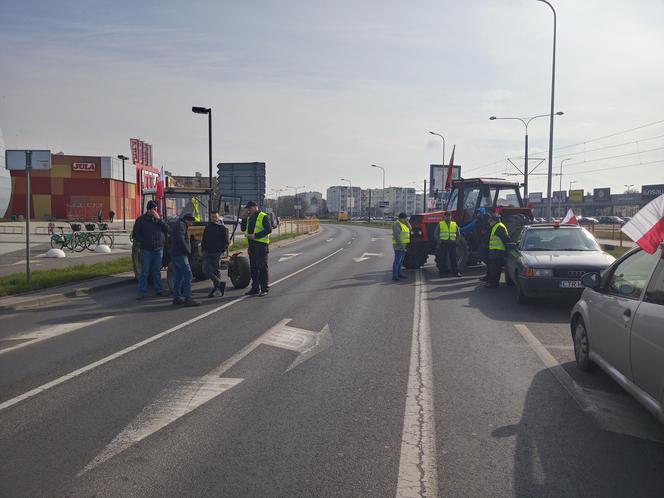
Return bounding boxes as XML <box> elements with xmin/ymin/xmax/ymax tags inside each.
<box><xmin>559</xmin><ymin>157</ymin><xmax>571</xmax><ymax>214</ymax></box>
<box><xmin>117</xmin><ymin>155</ymin><xmax>129</xmax><ymax>231</ymax></box>
<box><xmin>340</xmin><ymin>178</ymin><xmax>353</xmax><ymax>219</ymax></box>
<box><xmin>537</xmin><ymin>0</ymin><xmax>558</xmax><ymax>218</ymax></box>
<box><xmin>286</xmin><ymin>185</ymin><xmax>305</xmax><ymax>218</ymax></box>
<box><xmin>192</xmin><ymin>106</ymin><xmax>213</xmax><ymax>215</ymax></box>
<box><xmin>489</xmin><ymin>111</ymin><xmax>563</xmax><ymax>199</ymax></box>
<box><xmin>428</xmin><ymin>131</ymin><xmax>446</xmax><ymax>165</ymax></box>
<box><xmin>370</xmin><ymin>164</ymin><xmax>385</xmax><ymax>219</ymax></box>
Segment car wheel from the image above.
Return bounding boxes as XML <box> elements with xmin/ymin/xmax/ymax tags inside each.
<box><xmin>573</xmin><ymin>318</ymin><xmax>596</xmax><ymax>372</ymax></box>
<box><xmin>515</xmin><ymin>278</ymin><xmax>529</xmax><ymax>304</ymax></box>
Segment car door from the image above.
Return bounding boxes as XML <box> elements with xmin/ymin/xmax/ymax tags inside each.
<box><xmin>630</xmin><ymin>251</ymin><xmax>664</xmax><ymax>404</ymax></box>
<box><xmin>588</xmin><ymin>249</ymin><xmax>660</xmax><ymax>378</ymax></box>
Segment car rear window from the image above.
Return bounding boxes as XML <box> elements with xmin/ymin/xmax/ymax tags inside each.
<box><xmin>521</xmin><ymin>228</ymin><xmax>601</xmax><ymax>251</ymax></box>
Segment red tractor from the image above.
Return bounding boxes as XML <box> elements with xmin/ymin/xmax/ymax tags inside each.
<box><xmin>405</xmin><ymin>178</ymin><xmax>533</xmax><ymax>270</ymax></box>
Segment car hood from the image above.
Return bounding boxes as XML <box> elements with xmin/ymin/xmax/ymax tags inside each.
<box><xmin>519</xmin><ymin>251</ymin><xmax>615</xmax><ymax>268</ymax></box>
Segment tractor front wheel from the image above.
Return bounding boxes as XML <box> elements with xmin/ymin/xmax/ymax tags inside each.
<box><xmin>228</xmin><ymin>254</ymin><xmax>251</xmax><ymax>289</ymax></box>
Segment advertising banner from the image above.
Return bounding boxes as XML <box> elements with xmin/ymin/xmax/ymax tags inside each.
<box><xmin>593</xmin><ymin>187</ymin><xmax>611</xmax><ymax>201</ymax></box>
<box><xmin>147</xmin><ymin>144</ymin><xmax>153</xmax><ymax>167</ymax></box>
<box><xmin>5</xmin><ymin>150</ymin><xmax>52</xmax><ymax>170</ymax></box>
<box><xmin>569</xmin><ymin>189</ymin><xmax>584</xmax><ymax>203</ymax></box>
<box><xmin>130</xmin><ymin>139</ymin><xmax>139</xmax><ymax>164</ymax></box>
<box><xmin>642</xmin><ymin>183</ymin><xmax>664</xmax><ymax>200</ymax></box>
<box><xmin>429</xmin><ymin>164</ymin><xmax>461</xmax><ymax>197</ymax></box>
<box><xmin>552</xmin><ymin>190</ymin><xmax>566</xmax><ymax>203</ymax></box>
<box><xmin>528</xmin><ymin>192</ymin><xmax>543</xmax><ymax>203</ymax></box>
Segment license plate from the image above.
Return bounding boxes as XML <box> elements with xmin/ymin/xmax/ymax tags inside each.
<box><xmin>560</xmin><ymin>280</ymin><xmax>583</xmax><ymax>289</ymax></box>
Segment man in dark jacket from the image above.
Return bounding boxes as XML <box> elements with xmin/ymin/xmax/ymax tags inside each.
<box><xmin>132</xmin><ymin>200</ymin><xmax>169</xmax><ymax>299</ymax></box>
<box><xmin>485</xmin><ymin>214</ymin><xmax>510</xmax><ymax>288</ymax></box>
<box><xmin>202</xmin><ymin>210</ymin><xmax>229</xmax><ymax>297</ymax></box>
<box><xmin>170</xmin><ymin>213</ymin><xmax>201</xmax><ymax>306</ymax></box>
<box><xmin>240</xmin><ymin>201</ymin><xmax>272</xmax><ymax>296</ymax></box>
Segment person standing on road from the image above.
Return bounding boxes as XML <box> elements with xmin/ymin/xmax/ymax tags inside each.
<box><xmin>241</xmin><ymin>201</ymin><xmax>272</xmax><ymax>296</ymax></box>
<box><xmin>391</xmin><ymin>212</ymin><xmax>411</xmax><ymax>281</ymax></box>
<box><xmin>97</xmin><ymin>209</ymin><xmax>103</xmax><ymax>223</ymax></box>
<box><xmin>170</xmin><ymin>213</ymin><xmax>201</xmax><ymax>306</ymax></box>
<box><xmin>435</xmin><ymin>211</ymin><xmax>461</xmax><ymax>277</ymax></box>
<box><xmin>202</xmin><ymin>210</ymin><xmax>228</xmax><ymax>298</ymax></box>
<box><xmin>484</xmin><ymin>214</ymin><xmax>510</xmax><ymax>288</ymax></box>
<box><xmin>132</xmin><ymin>200</ymin><xmax>170</xmax><ymax>300</ymax></box>
<box><xmin>109</xmin><ymin>210</ymin><xmax>115</xmax><ymax>223</ymax></box>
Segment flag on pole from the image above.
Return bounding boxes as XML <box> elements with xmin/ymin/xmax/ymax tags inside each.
<box><xmin>562</xmin><ymin>208</ymin><xmax>578</xmax><ymax>225</ymax></box>
<box><xmin>621</xmin><ymin>194</ymin><xmax>664</xmax><ymax>254</ymax></box>
<box><xmin>444</xmin><ymin>145</ymin><xmax>456</xmax><ymax>192</ymax></box>
<box><xmin>155</xmin><ymin>166</ymin><xmax>165</xmax><ymax>202</ymax></box>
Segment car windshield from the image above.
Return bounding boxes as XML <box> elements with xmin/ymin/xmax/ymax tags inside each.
<box><xmin>521</xmin><ymin>228</ymin><xmax>601</xmax><ymax>251</ymax></box>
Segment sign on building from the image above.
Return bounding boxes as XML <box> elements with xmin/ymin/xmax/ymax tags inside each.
<box><xmin>569</xmin><ymin>189</ymin><xmax>584</xmax><ymax>203</ymax></box>
<box><xmin>72</xmin><ymin>162</ymin><xmax>96</xmax><ymax>172</ymax></box>
<box><xmin>5</xmin><ymin>150</ymin><xmax>52</xmax><ymax>170</ymax></box>
<box><xmin>642</xmin><ymin>184</ymin><xmax>664</xmax><ymax>200</ymax></box>
<box><xmin>593</xmin><ymin>187</ymin><xmax>611</xmax><ymax>201</ymax></box>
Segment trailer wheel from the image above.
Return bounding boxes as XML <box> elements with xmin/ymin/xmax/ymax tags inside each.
<box><xmin>228</xmin><ymin>255</ymin><xmax>251</xmax><ymax>289</ymax></box>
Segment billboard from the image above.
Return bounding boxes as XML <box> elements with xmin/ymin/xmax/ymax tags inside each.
<box><xmin>552</xmin><ymin>190</ymin><xmax>566</xmax><ymax>203</ymax></box>
<box><xmin>429</xmin><ymin>164</ymin><xmax>461</xmax><ymax>198</ymax></box>
<box><xmin>130</xmin><ymin>138</ymin><xmax>154</xmax><ymax>167</ymax></box>
<box><xmin>130</xmin><ymin>139</ymin><xmax>139</xmax><ymax>164</ymax></box>
<box><xmin>593</xmin><ymin>187</ymin><xmax>611</xmax><ymax>201</ymax></box>
<box><xmin>642</xmin><ymin>183</ymin><xmax>664</xmax><ymax>200</ymax></box>
<box><xmin>5</xmin><ymin>150</ymin><xmax>52</xmax><ymax>170</ymax></box>
<box><xmin>528</xmin><ymin>192</ymin><xmax>543</xmax><ymax>203</ymax></box>
<box><xmin>569</xmin><ymin>189</ymin><xmax>584</xmax><ymax>203</ymax></box>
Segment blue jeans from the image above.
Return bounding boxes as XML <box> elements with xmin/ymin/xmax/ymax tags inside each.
<box><xmin>392</xmin><ymin>250</ymin><xmax>406</xmax><ymax>279</ymax></box>
<box><xmin>138</xmin><ymin>249</ymin><xmax>163</xmax><ymax>295</ymax></box>
<box><xmin>172</xmin><ymin>255</ymin><xmax>193</xmax><ymax>300</ymax></box>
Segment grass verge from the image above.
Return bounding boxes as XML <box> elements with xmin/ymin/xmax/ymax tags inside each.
<box><xmin>0</xmin><ymin>257</ymin><xmax>133</xmax><ymax>297</ymax></box>
<box><xmin>605</xmin><ymin>246</ymin><xmax>631</xmax><ymax>259</ymax></box>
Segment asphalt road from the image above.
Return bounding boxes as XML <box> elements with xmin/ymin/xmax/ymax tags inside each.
<box><xmin>1</xmin><ymin>223</ymin><xmax>662</xmax><ymax>497</ymax></box>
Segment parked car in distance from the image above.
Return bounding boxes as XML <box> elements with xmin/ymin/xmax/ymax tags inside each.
<box><xmin>571</xmin><ymin>245</ymin><xmax>664</xmax><ymax>424</ymax></box>
<box><xmin>621</xmin><ymin>216</ymin><xmax>632</xmax><ymax>224</ymax></box>
<box><xmin>578</xmin><ymin>216</ymin><xmax>599</xmax><ymax>225</ymax></box>
<box><xmin>505</xmin><ymin>224</ymin><xmax>615</xmax><ymax>304</ymax></box>
<box><xmin>598</xmin><ymin>215</ymin><xmax>625</xmax><ymax>225</ymax></box>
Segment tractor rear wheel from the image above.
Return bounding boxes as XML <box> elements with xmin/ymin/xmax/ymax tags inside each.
<box><xmin>228</xmin><ymin>254</ymin><xmax>251</xmax><ymax>289</ymax></box>
<box><xmin>403</xmin><ymin>251</ymin><xmax>427</xmax><ymax>269</ymax></box>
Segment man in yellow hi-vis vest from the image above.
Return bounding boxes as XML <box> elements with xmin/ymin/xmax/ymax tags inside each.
<box><xmin>240</xmin><ymin>200</ymin><xmax>272</xmax><ymax>296</ymax></box>
<box><xmin>485</xmin><ymin>213</ymin><xmax>510</xmax><ymax>288</ymax></box>
<box><xmin>391</xmin><ymin>212</ymin><xmax>411</xmax><ymax>281</ymax></box>
<box><xmin>434</xmin><ymin>211</ymin><xmax>462</xmax><ymax>277</ymax></box>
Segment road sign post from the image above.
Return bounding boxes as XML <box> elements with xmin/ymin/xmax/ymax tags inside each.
<box><xmin>25</xmin><ymin>151</ymin><xmax>32</xmax><ymax>283</ymax></box>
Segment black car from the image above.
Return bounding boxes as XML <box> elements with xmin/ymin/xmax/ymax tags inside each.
<box><xmin>504</xmin><ymin>224</ymin><xmax>615</xmax><ymax>304</ymax></box>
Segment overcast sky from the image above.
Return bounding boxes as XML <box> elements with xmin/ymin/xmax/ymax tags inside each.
<box><xmin>1</xmin><ymin>0</ymin><xmax>663</xmax><ymax>197</ymax></box>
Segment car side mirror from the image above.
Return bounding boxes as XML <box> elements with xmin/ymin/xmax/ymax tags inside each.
<box><xmin>581</xmin><ymin>272</ymin><xmax>602</xmax><ymax>290</ymax></box>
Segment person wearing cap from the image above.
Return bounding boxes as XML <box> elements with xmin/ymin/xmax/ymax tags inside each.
<box><xmin>170</xmin><ymin>212</ymin><xmax>201</xmax><ymax>306</ymax></box>
<box><xmin>391</xmin><ymin>213</ymin><xmax>411</xmax><ymax>281</ymax></box>
<box><xmin>434</xmin><ymin>211</ymin><xmax>461</xmax><ymax>277</ymax></box>
<box><xmin>485</xmin><ymin>213</ymin><xmax>510</xmax><ymax>288</ymax></box>
<box><xmin>240</xmin><ymin>201</ymin><xmax>272</xmax><ymax>296</ymax></box>
<box><xmin>132</xmin><ymin>200</ymin><xmax>170</xmax><ymax>300</ymax></box>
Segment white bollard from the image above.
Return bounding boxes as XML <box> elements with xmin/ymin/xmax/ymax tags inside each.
<box><xmin>45</xmin><ymin>248</ymin><xmax>66</xmax><ymax>258</ymax></box>
<box><xmin>94</xmin><ymin>245</ymin><xmax>112</xmax><ymax>253</ymax></box>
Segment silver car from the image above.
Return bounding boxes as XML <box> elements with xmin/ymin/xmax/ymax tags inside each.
<box><xmin>571</xmin><ymin>245</ymin><xmax>664</xmax><ymax>423</ymax></box>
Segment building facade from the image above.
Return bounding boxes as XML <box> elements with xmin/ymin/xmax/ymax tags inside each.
<box><xmin>326</xmin><ymin>186</ymin><xmax>362</xmax><ymax>215</ymax></box>
<box><xmin>299</xmin><ymin>191</ymin><xmax>323</xmax><ymax>216</ymax></box>
<box><xmin>0</xmin><ymin>128</ymin><xmax>9</xmax><ymax>218</ymax></box>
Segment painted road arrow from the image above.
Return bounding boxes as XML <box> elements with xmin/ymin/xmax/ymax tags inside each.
<box><xmin>353</xmin><ymin>252</ymin><xmax>383</xmax><ymax>262</ymax></box>
<box><xmin>80</xmin><ymin>319</ymin><xmax>332</xmax><ymax>474</ymax></box>
<box><xmin>278</xmin><ymin>252</ymin><xmax>302</xmax><ymax>262</ymax></box>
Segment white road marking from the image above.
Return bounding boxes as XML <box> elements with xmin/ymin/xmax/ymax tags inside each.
<box><xmin>396</xmin><ymin>271</ymin><xmax>438</xmax><ymax>498</ymax></box>
<box><xmin>326</xmin><ymin>238</ymin><xmax>334</xmax><ymax>242</ymax></box>
<box><xmin>0</xmin><ymin>248</ymin><xmax>343</xmax><ymax>414</ymax></box>
<box><xmin>0</xmin><ymin>316</ymin><xmax>114</xmax><ymax>355</ymax></box>
<box><xmin>353</xmin><ymin>252</ymin><xmax>383</xmax><ymax>263</ymax></box>
<box><xmin>278</xmin><ymin>252</ymin><xmax>302</xmax><ymax>262</ymax></box>
<box><xmin>80</xmin><ymin>319</ymin><xmax>331</xmax><ymax>474</ymax></box>
<box><xmin>371</xmin><ymin>237</ymin><xmax>385</xmax><ymax>242</ymax></box>
<box><xmin>513</xmin><ymin>324</ymin><xmax>664</xmax><ymax>443</ymax></box>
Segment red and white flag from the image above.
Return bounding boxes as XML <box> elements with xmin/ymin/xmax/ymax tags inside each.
<box><xmin>562</xmin><ymin>208</ymin><xmax>578</xmax><ymax>225</ymax></box>
<box><xmin>155</xmin><ymin>166</ymin><xmax>165</xmax><ymax>201</ymax></box>
<box><xmin>621</xmin><ymin>194</ymin><xmax>664</xmax><ymax>254</ymax></box>
<box><xmin>444</xmin><ymin>145</ymin><xmax>456</xmax><ymax>192</ymax></box>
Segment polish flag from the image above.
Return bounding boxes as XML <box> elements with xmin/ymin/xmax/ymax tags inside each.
<box><xmin>155</xmin><ymin>166</ymin><xmax>165</xmax><ymax>201</ymax></box>
<box><xmin>562</xmin><ymin>208</ymin><xmax>578</xmax><ymax>225</ymax></box>
<box><xmin>621</xmin><ymin>194</ymin><xmax>664</xmax><ymax>254</ymax></box>
<box><xmin>444</xmin><ymin>145</ymin><xmax>456</xmax><ymax>192</ymax></box>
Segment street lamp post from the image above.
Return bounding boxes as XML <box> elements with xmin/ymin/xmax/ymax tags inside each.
<box><xmin>286</xmin><ymin>185</ymin><xmax>305</xmax><ymax>218</ymax></box>
<box><xmin>340</xmin><ymin>178</ymin><xmax>352</xmax><ymax>219</ymax></box>
<box><xmin>272</xmin><ymin>188</ymin><xmax>285</xmax><ymax>218</ymax></box>
<box><xmin>489</xmin><ymin>112</ymin><xmax>563</xmax><ymax>199</ymax></box>
<box><xmin>558</xmin><ymin>158</ymin><xmax>571</xmax><ymax>215</ymax></box>
<box><xmin>537</xmin><ymin>0</ymin><xmax>558</xmax><ymax>218</ymax></box>
<box><xmin>117</xmin><ymin>155</ymin><xmax>129</xmax><ymax>231</ymax></box>
<box><xmin>192</xmin><ymin>106</ymin><xmax>213</xmax><ymax>215</ymax></box>
<box><xmin>370</xmin><ymin>164</ymin><xmax>385</xmax><ymax>219</ymax></box>
<box><xmin>428</xmin><ymin>131</ymin><xmax>446</xmax><ymax>165</ymax></box>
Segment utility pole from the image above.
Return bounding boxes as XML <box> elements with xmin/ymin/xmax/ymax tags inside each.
<box><xmin>25</xmin><ymin>151</ymin><xmax>32</xmax><ymax>283</ymax></box>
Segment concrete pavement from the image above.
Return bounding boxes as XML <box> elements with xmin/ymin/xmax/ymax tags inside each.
<box><xmin>0</xmin><ymin>223</ymin><xmax>662</xmax><ymax>497</ymax></box>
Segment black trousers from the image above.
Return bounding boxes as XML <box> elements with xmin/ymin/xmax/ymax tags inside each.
<box><xmin>436</xmin><ymin>242</ymin><xmax>458</xmax><ymax>274</ymax></box>
<box><xmin>248</xmin><ymin>241</ymin><xmax>269</xmax><ymax>292</ymax></box>
<box><xmin>486</xmin><ymin>256</ymin><xmax>504</xmax><ymax>287</ymax></box>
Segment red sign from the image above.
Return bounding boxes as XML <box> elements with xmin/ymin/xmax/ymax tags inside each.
<box><xmin>72</xmin><ymin>162</ymin><xmax>96</xmax><ymax>172</ymax></box>
<box><xmin>130</xmin><ymin>139</ymin><xmax>139</xmax><ymax>164</ymax></box>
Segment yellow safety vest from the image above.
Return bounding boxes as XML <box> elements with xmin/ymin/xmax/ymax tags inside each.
<box><xmin>246</xmin><ymin>211</ymin><xmax>270</xmax><ymax>244</ymax></box>
<box><xmin>438</xmin><ymin>220</ymin><xmax>458</xmax><ymax>241</ymax></box>
<box><xmin>489</xmin><ymin>222</ymin><xmax>509</xmax><ymax>251</ymax></box>
<box><xmin>393</xmin><ymin>221</ymin><xmax>410</xmax><ymax>247</ymax></box>
<box><xmin>192</xmin><ymin>197</ymin><xmax>201</xmax><ymax>222</ymax></box>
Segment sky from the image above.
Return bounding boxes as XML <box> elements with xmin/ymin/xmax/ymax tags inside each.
<box><xmin>1</xmin><ymin>0</ymin><xmax>663</xmax><ymax>199</ymax></box>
